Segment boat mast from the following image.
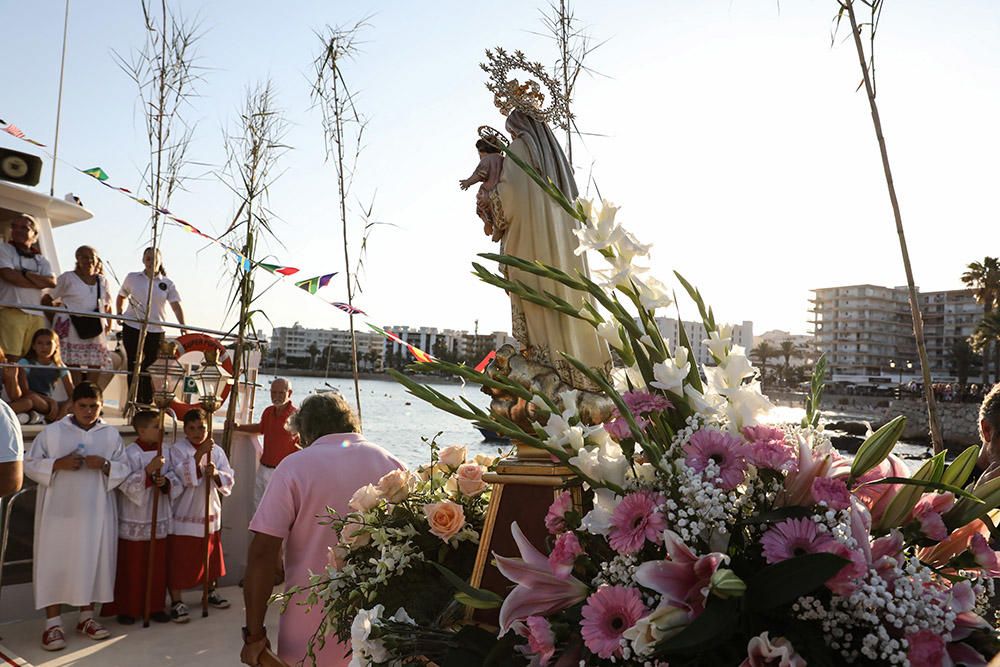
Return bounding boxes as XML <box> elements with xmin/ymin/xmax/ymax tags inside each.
<box><xmin>50</xmin><ymin>0</ymin><xmax>71</xmax><ymax>197</ymax></box>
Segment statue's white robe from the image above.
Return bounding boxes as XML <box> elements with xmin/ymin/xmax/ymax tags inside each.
<box><xmin>24</xmin><ymin>417</ymin><xmax>129</xmax><ymax>609</ymax></box>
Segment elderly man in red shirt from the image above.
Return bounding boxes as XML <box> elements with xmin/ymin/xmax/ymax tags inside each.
<box><xmin>230</xmin><ymin>378</ymin><xmax>300</xmax><ymax>508</ymax></box>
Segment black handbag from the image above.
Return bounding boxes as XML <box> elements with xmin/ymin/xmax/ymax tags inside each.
<box><xmin>69</xmin><ymin>279</ymin><xmax>104</xmax><ymax>340</ymax></box>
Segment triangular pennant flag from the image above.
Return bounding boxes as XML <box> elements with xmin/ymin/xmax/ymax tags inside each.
<box><xmin>82</xmin><ymin>167</ymin><xmax>109</xmax><ymax>181</ymax></box>
<box><xmin>294</xmin><ymin>272</ymin><xmax>337</xmax><ymax>295</ymax></box>
<box><xmin>331</xmin><ymin>302</ymin><xmax>366</xmax><ymax>315</ymax></box>
<box><xmin>259</xmin><ymin>262</ymin><xmax>300</xmax><ymax>276</ymax></box>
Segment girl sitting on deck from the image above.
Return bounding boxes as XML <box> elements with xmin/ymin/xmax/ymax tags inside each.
<box><xmin>0</xmin><ymin>344</ymin><xmax>34</xmax><ymax>422</ymax></box>
<box><xmin>17</xmin><ymin>329</ymin><xmax>73</xmax><ymax>423</ymax></box>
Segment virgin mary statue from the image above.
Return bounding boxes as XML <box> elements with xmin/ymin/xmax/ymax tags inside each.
<box><xmin>494</xmin><ymin>106</ymin><xmax>612</xmax><ymax>390</ymax></box>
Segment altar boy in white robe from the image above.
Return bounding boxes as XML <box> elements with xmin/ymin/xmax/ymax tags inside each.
<box><xmin>165</xmin><ymin>407</ymin><xmax>235</xmax><ymax>622</ymax></box>
<box><xmin>24</xmin><ymin>382</ymin><xmax>129</xmax><ymax>651</ymax></box>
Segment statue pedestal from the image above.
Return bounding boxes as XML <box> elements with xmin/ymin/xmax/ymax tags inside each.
<box><xmin>468</xmin><ymin>444</ymin><xmax>581</xmax><ymax>626</ymax></box>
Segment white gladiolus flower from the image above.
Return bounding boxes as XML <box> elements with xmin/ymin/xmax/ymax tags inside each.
<box><xmin>684</xmin><ymin>384</ymin><xmax>725</xmax><ymax>417</ymax></box>
<box><xmin>597</xmin><ymin>251</ymin><xmax>650</xmax><ymax>289</ymax></box>
<box><xmin>703</xmin><ymin>327</ymin><xmax>733</xmax><ymax>362</ymax></box>
<box><xmin>611</xmin><ymin>364</ymin><xmax>647</xmax><ymax>392</ymax></box>
<box><xmin>596</xmin><ymin>320</ymin><xmax>622</xmax><ymax>350</ymax></box>
<box><xmin>573</xmin><ymin>198</ymin><xmax>626</xmax><ymax>255</ymax></box>
<box><xmin>722</xmin><ymin>382</ymin><xmax>773</xmax><ymax>431</ymax></box>
<box><xmin>569</xmin><ymin>441</ymin><xmax>628</xmax><ymax>488</ymax></box>
<box><xmin>650</xmin><ymin>346</ymin><xmax>690</xmax><ymax>395</ymax></box>
<box><xmin>635</xmin><ymin>275</ymin><xmax>674</xmax><ymax>312</ymax></box>
<box><xmin>579</xmin><ymin>488</ymin><xmax>622</xmax><ymax>536</ymax></box>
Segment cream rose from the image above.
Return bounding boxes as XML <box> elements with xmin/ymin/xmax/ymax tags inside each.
<box><xmin>423</xmin><ymin>500</ymin><xmax>466</xmax><ymax>541</ymax></box>
<box><xmin>474</xmin><ymin>453</ymin><xmax>498</xmax><ymax>467</ymax></box>
<box><xmin>438</xmin><ymin>445</ymin><xmax>467</xmax><ymax>469</ymax></box>
<box><xmin>349</xmin><ymin>484</ymin><xmax>381</xmax><ymax>512</ymax></box>
<box><xmin>456</xmin><ymin>463</ymin><xmax>488</xmax><ymax>496</ymax></box>
<box><xmin>340</xmin><ymin>520</ymin><xmax>371</xmax><ymax>548</ymax></box>
<box><xmin>376</xmin><ymin>469</ymin><xmax>413</xmax><ymax>503</ymax></box>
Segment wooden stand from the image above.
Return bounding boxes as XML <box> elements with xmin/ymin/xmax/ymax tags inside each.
<box><xmin>467</xmin><ymin>443</ymin><xmax>582</xmax><ymax>626</ymax></box>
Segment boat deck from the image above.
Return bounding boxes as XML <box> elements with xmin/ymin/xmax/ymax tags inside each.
<box><xmin>0</xmin><ymin>585</ymin><xmax>281</xmax><ymax>666</ymax></box>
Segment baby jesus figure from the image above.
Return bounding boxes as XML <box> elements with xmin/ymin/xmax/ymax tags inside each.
<box><xmin>459</xmin><ymin>138</ymin><xmax>505</xmax><ymax>240</ymax></box>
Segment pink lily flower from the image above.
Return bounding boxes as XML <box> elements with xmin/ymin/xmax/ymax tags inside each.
<box><xmin>910</xmin><ymin>492</ymin><xmax>956</xmax><ymax>541</ymax></box>
<box><xmin>634</xmin><ymin>529</ymin><xmax>728</xmax><ymax>615</ymax></box>
<box><xmin>870</xmin><ymin>529</ymin><xmax>904</xmax><ymax>581</ymax></box>
<box><xmin>947</xmin><ymin>642</ymin><xmax>987</xmax><ymax>667</ymax></box>
<box><xmin>495</xmin><ymin>522</ymin><xmax>590</xmax><ymax>635</ymax></box>
<box><xmin>780</xmin><ymin>433</ymin><xmax>851</xmax><ymax>506</ymax></box>
<box><xmin>969</xmin><ymin>533</ymin><xmax>1000</xmax><ymax>577</ymax></box>
<box><xmin>918</xmin><ymin>520</ymin><xmax>989</xmax><ymax>569</ymax></box>
<box><xmin>853</xmin><ymin>455</ymin><xmax>910</xmax><ymax>522</ymax></box>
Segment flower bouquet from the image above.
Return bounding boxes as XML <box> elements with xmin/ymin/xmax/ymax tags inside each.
<box><xmin>369</xmin><ymin>146</ymin><xmax>1000</xmax><ymax>666</ymax></box>
<box><xmin>281</xmin><ymin>442</ymin><xmax>497</xmax><ymax>662</ymax></box>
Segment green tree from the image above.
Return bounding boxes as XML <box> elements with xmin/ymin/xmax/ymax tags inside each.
<box><xmin>961</xmin><ymin>256</ymin><xmax>1000</xmax><ymax>383</ymax></box>
<box><xmin>778</xmin><ymin>340</ymin><xmax>799</xmax><ymax>386</ymax></box>
<box><xmin>751</xmin><ymin>342</ymin><xmax>777</xmax><ymax>384</ymax></box>
<box><xmin>973</xmin><ymin>312</ymin><xmax>1000</xmax><ymax>387</ymax></box>
<box><xmin>307</xmin><ymin>341</ymin><xmax>321</xmax><ymax>369</ymax></box>
<box><xmin>950</xmin><ymin>338</ymin><xmax>978</xmax><ymax>391</ymax></box>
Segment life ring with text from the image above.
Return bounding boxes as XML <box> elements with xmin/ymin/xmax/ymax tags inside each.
<box><xmin>169</xmin><ymin>333</ymin><xmax>234</xmax><ymax>420</ymax></box>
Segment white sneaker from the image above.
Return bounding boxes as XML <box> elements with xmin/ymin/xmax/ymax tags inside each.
<box><xmin>28</xmin><ymin>411</ymin><xmax>45</xmax><ymax>425</ymax></box>
<box><xmin>17</xmin><ymin>412</ymin><xmax>30</xmax><ymax>425</ymax></box>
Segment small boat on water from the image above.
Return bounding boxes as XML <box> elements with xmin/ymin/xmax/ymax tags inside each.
<box><xmin>475</xmin><ymin>425</ymin><xmax>510</xmax><ymax>442</ymax></box>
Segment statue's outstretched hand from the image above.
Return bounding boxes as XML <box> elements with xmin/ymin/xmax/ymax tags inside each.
<box><xmin>459</xmin><ymin>179</ymin><xmax>471</xmax><ymax>190</ymax></box>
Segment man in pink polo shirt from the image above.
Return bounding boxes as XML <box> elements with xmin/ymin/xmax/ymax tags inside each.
<box><xmin>240</xmin><ymin>392</ymin><xmax>403</xmax><ymax>667</ymax></box>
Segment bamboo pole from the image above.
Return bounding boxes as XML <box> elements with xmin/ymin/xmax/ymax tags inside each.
<box><xmin>842</xmin><ymin>0</ymin><xmax>944</xmax><ymax>452</ymax></box>
<box><xmin>141</xmin><ymin>410</ymin><xmax>166</xmax><ymax>627</ymax></box>
<box><xmin>201</xmin><ymin>437</ymin><xmax>211</xmax><ymax>617</ymax></box>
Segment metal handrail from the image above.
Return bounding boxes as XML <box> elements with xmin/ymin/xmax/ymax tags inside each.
<box><xmin>0</xmin><ymin>301</ymin><xmax>263</xmax><ymax>343</ymax></box>
<box><xmin>0</xmin><ymin>484</ymin><xmax>34</xmax><ymax>599</ymax></box>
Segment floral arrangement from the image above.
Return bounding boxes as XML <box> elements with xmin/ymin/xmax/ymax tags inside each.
<box><xmin>285</xmin><ymin>442</ymin><xmax>496</xmax><ymax>661</ymax></box>
<box><xmin>354</xmin><ymin>152</ymin><xmax>1000</xmax><ymax>665</ymax></box>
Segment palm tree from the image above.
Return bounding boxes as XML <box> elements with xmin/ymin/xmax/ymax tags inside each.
<box><xmin>962</xmin><ymin>257</ymin><xmax>1000</xmax><ymax>384</ymax></box>
<box><xmin>950</xmin><ymin>338</ymin><xmax>977</xmax><ymax>392</ymax></box>
<box><xmin>973</xmin><ymin>312</ymin><xmax>1000</xmax><ymax>386</ymax></box>
<box><xmin>271</xmin><ymin>347</ymin><xmax>284</xmax><ymax>375</ymax></box>
<box><xmin>751</xmin><ymin>342</ymin><xmax>777</xmax><ymax>384</ymax></box>
<box><xmin>778</xmin><ymin>341</ymin><xmax>798</xmax><ymax>386</ymax></box>
<box><xmin>307</xmin><ymin>341</ymin><xmax>321</xmax><ymax>369</ymax></box>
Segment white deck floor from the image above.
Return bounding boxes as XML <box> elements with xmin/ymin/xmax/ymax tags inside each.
<box><xmin>0</xmin><ymin>586</ymin><xmax>280</xmax><ymax>666</ymax></box>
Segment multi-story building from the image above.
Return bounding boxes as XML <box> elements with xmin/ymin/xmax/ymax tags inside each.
<box><xmin>653</xmin><ymin>318</ymin><xmax>753</xmax><ymax>367</ymax></box>
<box><xmin>753</xmin><ymin>330</ymin><xmax>815</xmax><ymax>365</ymax></box>
<box><xmin>269</xmin><ymin>323</ymin><xmax>384</xmax><ymax>370</ymax></box>
<box><xmin>810</xmin><ymin>285</ymin><xmax>980</xmax><ymax>383</ymax></box>
<box><xmin>381</xmin><ymin>326</ymin><xmax>512</xmax><ymax>369</ymax></box>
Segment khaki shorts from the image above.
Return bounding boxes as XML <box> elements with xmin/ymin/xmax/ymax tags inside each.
<box><xmin>0</xmin><ymin>308</ymin><xmax>47</xmax><ymax>357</ymax></box>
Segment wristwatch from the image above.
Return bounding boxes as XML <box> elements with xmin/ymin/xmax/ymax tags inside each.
<box><xmin>242</xmin><ymin>626</ymin><xmax>267</xmax><ymax>644</ymax></box>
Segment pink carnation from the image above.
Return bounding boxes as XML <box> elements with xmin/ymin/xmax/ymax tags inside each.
<box><xmin>622</xmin><ymin>390</ymin><xmax>673</xmax><ymax>416</ymax></box>
<box><xmin>580</xmin><ymin>585</ymin><xmax>647</xmax><ymax>659</ymax></box>
<box><xmin>548</xmin><ymin>530</ymin><xmax>583</xmax><ymax>577</ymax></box>
<box><xmin>545</xmin><ymin>491</ymin><xmax>573</xmax><ymax>535</ymax></box>
<box><xmin>683</xmin><ymin>429</ymin><xmax>748</xmax><ymax>489</ymax></box>
<box><xmin>748</xmin><ymin>439</ymin><xmax>797</xmax><ymax>473</ymax></box>
<box><xmin>811</xmin><ymin>477</ymin><xmax>851</xmax><ymax>510</ymax></box>
<box><xmin>515</xmin><ymin>616</ymin><xmax>556</xmax><ymax>666</ymax></box>
<box><xmin>907</xmin><ymin>630</ymin><xmax>946</xmax><ymax>667</ymax></box>
<box><xmin>608</xmin><ymin>491</ymin><xmax>666</xmax><ymax>555</ymax></box>
<box><xmin>604</xmin><ymin>415</ymin><xmax>649</xmax><ymax>441</ymax></box>
<box><xmin>741</xmin><ymin>424</ymin><xmax>787</xmax><ymax>445</ymax></box>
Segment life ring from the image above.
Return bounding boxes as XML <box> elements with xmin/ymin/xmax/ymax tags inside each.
<box><xmin>169</xmin><ymin>333</ymin><xmax>234</xmax><ymax>420</ymax></box>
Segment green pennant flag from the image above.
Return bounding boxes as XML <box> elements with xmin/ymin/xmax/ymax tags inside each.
<box><xmin>83</xmin><ymin>167</ymin><xmax>109</xmax><ymax>181</ymax></box>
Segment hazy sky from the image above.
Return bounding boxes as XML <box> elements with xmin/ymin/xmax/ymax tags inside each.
<box><xmin>2</xmin><ymin>1</ymin><xmax>998</xmax><ymax>339</ymax></box>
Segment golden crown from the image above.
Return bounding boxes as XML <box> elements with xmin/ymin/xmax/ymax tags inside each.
<box><xmin>477</xmin><ymin>125</ymin><xmax>509</xmax><ymax>149</ymax></box>
<box><xmin>480</xmin><ymin>48</ymin><xmax>572</xmax><ymax>130</ymax></box>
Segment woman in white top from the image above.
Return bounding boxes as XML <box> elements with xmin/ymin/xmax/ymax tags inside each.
<box><xmin>115</xmin><ymin>247</ymin><xmax>185</xmax><ymax>406</ymax></box>
<box><xmin>43</xmin><ymin>246</ymin><xmax>112</xmax><ymax>383</ymax></box>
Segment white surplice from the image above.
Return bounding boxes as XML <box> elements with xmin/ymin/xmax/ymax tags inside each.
<box><xmin>118</xmin><ymin>442</ymin><xmax>173</xmax><ymax>541</ymax></box>
<box><xmin>24</xmin><ymin>417</ymin><xmax>129</xmax><ymax>609</ymax></box>
<box><xmin>165</xmin><ymin>439</ymin><xmax>234</xmax><ymax>538</ymax></box>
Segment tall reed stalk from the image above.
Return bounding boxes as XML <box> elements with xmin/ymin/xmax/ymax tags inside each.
<box><xmin>837</xmin><ymin>0</ymin><xmax>944</xmax><ymax>452</ymax></box>
<box><xmin>116</xmin><ymin>0</ymin><xmax>202</xmax><ymax>413</ymax></box>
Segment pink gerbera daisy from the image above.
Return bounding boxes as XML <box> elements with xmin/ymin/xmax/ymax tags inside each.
<box><xmin>760</xmin><ymin>518</ymin><xmax>838</xmax><ymax>564</ymax></box>
<box><xmin>608</xmin><ymin>491</ymin><xmax>666</xmax><ymax>555</ymax></box>
<box><xmin>683</xmin><ymin>430</ymin><xmax>748</xmax><ymax>489</ymax></box>
<box><xmin>741</xmin><ymin>424</ymin><xmax>787</xmax><ymax>445</ymax></box>
<box><xmin>580</xmin><ymin>585</ymin><xmax>647</xmax><ymax>659</ymax></box>
<box><xmin>622</xmin><ymin>390</ymin><xmax>673</xmax><ymax>416</ymax></box>
<box><xmin>604</xmin><ymin>415</ymin><xmax>649</xmax><ymax>441</ymax></box>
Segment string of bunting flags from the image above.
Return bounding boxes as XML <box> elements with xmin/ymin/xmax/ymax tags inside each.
<box><xmin>0</xmin><ymin>115</ymin><xmax>501</xmax><ymax>370</ymax></box>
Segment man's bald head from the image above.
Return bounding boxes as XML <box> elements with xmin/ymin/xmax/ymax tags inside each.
<box><xmin>270</xmin><ymin>378</ymin><xmax>293</xmax><ymax>406</ymax></box>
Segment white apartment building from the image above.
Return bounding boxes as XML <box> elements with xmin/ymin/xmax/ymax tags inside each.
<box><xmin>753</xmin><ymin>330</ymin><xmax>816</xmax><ymax>368</ymax></box>
<box><xmin>381</xmin><ymin>326</ymin><xmax>513</xmax><ymax>368</ymax></box>
<box><xmin>810</xmin><ymin>285</ymin><xmax>981</xmax><ymax>383</ymax></box>
<box><xmin>653</xmin><ymin>318</ymin><xmax>753</xmax><ymax>367</ymax></box>
<box><xmin>270</xmin><ymin>323</ymin><xmax>384</xmax><ymax>368</ymax></box>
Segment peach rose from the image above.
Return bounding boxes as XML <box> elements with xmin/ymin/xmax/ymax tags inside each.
<box><xmin>377</xmin><ymin>469</ymin><xmax>413</xmax><ymax>503</ymax></box>
<box><xmin>349</xmin><ymin>483</ymin><xmax>381</xmax><ymax>512</ymax></box>
<box><xmin>340</xmin><ymin>520</ymin><xmax>371</xmax><ymax>548</ymax></box>
<box><xmin>474</xmin><ymin>453</ymin><xmax>498</xmax><ymax>467</ymax></box>
<box><xmin>423</xmin><ymin>500</ymin><xmax>466</xmax><ymax>541</ymax></box>
<box><xmin>456</xmin><ymin>463</ymin><xmax>488</xmax><ymax>496</ymax></box>
<box><xmin>327</xmin><ymin>544</ymin><xmax>350</xmax><ymax>570</ymax></box>
<box><xmin>438</xmin><ymin>445</ymin><xmax>467</xmax><ymax>469</ymax></box>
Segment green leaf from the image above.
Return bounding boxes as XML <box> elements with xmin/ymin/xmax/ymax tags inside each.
<box><xmin>945</xmin><ymin>474</ymin><xmax>1000</xmax><ymax>530</ymax></box>
<box><xmin>737</xmin><ymin>506</ymin><xmax>813</xmax><ymax>526</ymax></box>
<box><xmin>454</xmin><ymin>592</ymin><xmax>501</xmax><ymax>609</ymax></box>
<box><xmin>653</xmin><ymin>597</ymin><xmax>738</xmax><ymax>655</ymax></box>
<box><xmin>745</xmin><ymin>553</ymin><xmax>850</xmax><ymax>612</ymax></box>
<box><xmin>858</xmin><ymin>476</ymin><xmax>983</xmax><ymax>503</ymax></box>
<box><xmin>875</xmin><ymin>452</ymin><xmax>945</xmax><ymax>532</ymax></box>
<box><xmin>430</xmin><ymin>562</ymin><xmax>504</xmax><ymax>606</ymax></box>
<box><xmin>849</xmin><ymin>416</ymin><xmax>906</xmax><ymax>481</ymax></box>
<box><xmin>940</xmin><ymin>445</ymin><xmax>980</xmax><ymax>490</ymax></box>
